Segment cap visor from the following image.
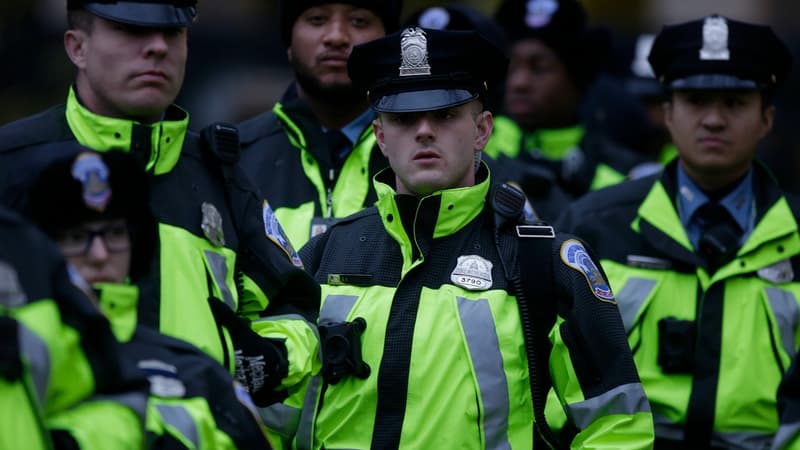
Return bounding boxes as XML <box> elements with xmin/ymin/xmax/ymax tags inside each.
<box><xmin>670</xmin><ymin>74</ymin><xmax>759</xmax><ymax>90</ymax></box>
<box><xmin>85</xmin><ymin>2</ymin><xmax>195</xmax><ymax>28</ymax></box>
<box><xmin>624</xmin><ymin>78</ymin><xmax>665</xmax><ymax>98</ymax></box>
<box><xmin>373</xmin><ymin>89</ymin><xmax>477</xmax><ymax>113</ymax></box>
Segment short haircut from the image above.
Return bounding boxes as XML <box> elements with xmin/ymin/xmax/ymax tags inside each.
<box><xmin>67</xmin><ymin>9</ymin><xmax>94</xmax><ymax>32</ymax></box>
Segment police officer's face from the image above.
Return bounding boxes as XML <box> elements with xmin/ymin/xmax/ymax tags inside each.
<box><xmin>288</xmin><ymin>4</ymin><xmax>385</xmax><ymax>100</ymax></box>
<box><xmin>504</xmin><ymin>39</ymin><xmax>581</xmax><ymax>130</ymax></box>
<box><xmin>64</xmin><ymin>17</ymin><xmax>187</xmax><ymax>123</ymax></box>
<box><xmin>56</xmin><ymin>219</ymin><xmax>132</xmax><ymax>285</ymax></box>
<box><xmin>374</xmin><ymin>101</ymin><xmax>493</xmax><ymax>196</ymax></box>
<box><xmin>665</xmin><ymin>90</ymin><xmax>774</xmax><ymax>189</ymax></box>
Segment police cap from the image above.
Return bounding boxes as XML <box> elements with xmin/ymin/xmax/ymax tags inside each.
<box><xmin>348</xmin><ymin>27</ymin><xmax>508</xmax><ymax>113</ymax></box>
<box><xmin>495</xmin><ymin>0</ymin><xmax>609</xmax><ymax>88</ymax></box>
<box><xmin>648</xmin><ymin>15</ymin><xmax>792</xmax><ymax>90</ymax></box>
<box><xmin>67</xmin><ymin>0</ymin><xmax>197</xmax><ymax>28</ymax></box>
<box><xmin>624</xmin><ymin>34</ymin><xmax>665</xmax><ymax>99</ymax></box>
<box><xmin>28</xmin><ymin>149</ymin><xmax>157</xmax><ymax>280</ymax></box>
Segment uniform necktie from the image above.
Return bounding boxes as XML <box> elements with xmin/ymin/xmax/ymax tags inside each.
<box><xmin>696</xmin><ymin>202</ymin><xmax>740</xmax><ymax>272</ymax></box>
<box><xmin>325</xmin><ymin>129</ymin><xmax>350</xmax><ymax>171</ymax></box>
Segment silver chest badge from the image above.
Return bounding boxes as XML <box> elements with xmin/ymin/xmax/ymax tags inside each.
<box><xmin>399</xmin><ymin>27</ymin><xmax>431</xmax><ymax>76</ymax></box>
<box><xmin>758</xmin><ymin>259</ymin><xmax>794</xmax><ymax>284</ymax></box>
<box><xmin>451</xmin><ymin>255</ymin><xmax>493</xmax><ymax>291</ymax></box>
<box><xmin>201</xmin><ymin>202</ymin><xmax>225</xmax><ymax>247</ymax></box>
<box><xmin>700</xmin><ymin>16</ymin><xmax>730</xmax><ymax>61</ymax></box>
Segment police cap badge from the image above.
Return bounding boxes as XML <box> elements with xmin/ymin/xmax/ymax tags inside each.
<box><xmin>71</xmin><ymin>152</ymin><xmax>112</xmax><ymax>212</ymax></box>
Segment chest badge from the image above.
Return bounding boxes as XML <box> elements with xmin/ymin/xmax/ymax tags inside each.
<box><xmin>201</xmin><ymin>202</ymin><xmax>225</xmax><ymax>247</ymax></box>
<box><xmin>758</xmin><ymin>258</ymin><xmax>794</xmax><ymax>284</ymax></box>
<box><xmin>451</xmin><ymin>255</ymin><xmax>493</xmax><ymax>291</ymax></box>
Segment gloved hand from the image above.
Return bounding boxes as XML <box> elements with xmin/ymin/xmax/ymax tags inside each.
<box><xmin>0</xmin><ymin>316</ymin><xmax>21</xmax><ymax>381</ymax></box>
<box><xmin>50</xmin><ymin>430</ymin><xmax>80</xmax><ymax>450</ymax></box>
<box><xmin>207</xmin><ymin>298</ymin><xmax>289</xmax><ymax>407</ymax></box>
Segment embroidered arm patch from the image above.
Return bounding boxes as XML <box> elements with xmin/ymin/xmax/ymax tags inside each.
<box><xmin>560</xmin><ymin>239</ymin><xmax>616</xmax><ymax>303</ymax></box>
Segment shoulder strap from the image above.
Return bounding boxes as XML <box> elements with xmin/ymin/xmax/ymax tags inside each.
<box><xmin>200</xmin><ymin>121</ymin><xmax>242</xmax><ymax>225</ymax></box>
<box><xmin>492</xmin><ymin>183</ymin><xmax>563</xmax><ymax>449</ymax></box>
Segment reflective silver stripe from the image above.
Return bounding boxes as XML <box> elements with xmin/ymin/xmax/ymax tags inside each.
<box><xmin>655</xmin><ymin>413</ymin><xmax>774</xmax><ymax>449</ymax></box>
<box><xmin>18</xmin><ymin>323</ymin><xmax>50</xmax><ymax>403</ymax></box>
<box><xmin>156</xmin><ymin>403</ymin><xmax>199</xmax><ymax>448</ymax></box>
<box><xmin>259</xmin><ymin>402</ymin><xmax>301</xmax><ymax>438</ymax></box>
<box><xmin>456</xmin><ymin>297</ymin><xmax>511</xmax><ymax>450</ymax></box>
<box><xmin>204</xmin><ymin>250</ymin><xmax>235</xmax><ymax>310</ymax></box>
<box><xmin>94</xmin><ymin>390</ymin><xmax>149</xmax><ymax>426</ymax></box>
<box><xmin>773</xmin><ymin>421</ymin><xmax>800</xmax><ymax>450</ymax></box>
<box><xmin>653</xmin><ymin>413</ymin><xmax>684</xmax><ymax>441</ymax></box>
<box><xmin>319</xmin><ymin>294</ymin><xmax>358</xmax><ymax>324</ymax></box>
<box><xmin>296</xmin><ymin>375</ymin><xmax>322</xmax><ymax>450</ymax></box>
<box><xmin>765</xmin><ymin>287</ymin><xmax>799</xmax><ymax>360</ymax></box>
<box><xmin>712</xmin><ymin>430</ymin><xmax>773</xmax><ymax>450</ymax></box>
<box><xmin>567</xmin><ymin>382</ymin><xmax>650</xmax><ymax>430</ymax></box>
<box><xmin>616</xmin><ymin>278</ymin><xmax>656</xmax><ymax>333</ymax></box>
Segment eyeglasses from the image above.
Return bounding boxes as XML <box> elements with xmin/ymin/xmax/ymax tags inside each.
<box><xmin>56</xmin><ymin>222</ymin><xmax>131</xmax><ymax>257</ymax></box>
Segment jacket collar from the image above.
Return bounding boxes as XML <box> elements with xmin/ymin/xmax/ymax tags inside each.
<box><xmin>95</xmin><ymin>282</ymin><xmax>139</xmax><ymax>343</ymax></box>
<box><xmin>523</xmin><ymin>123</ymin><xmax>585</xmax><ymax>159</ymax></box>
<box><xmin>65</xmin><ymin>86</ymin><xmax>188</xmax><ymax>175</ymax></box>
<box><xmin>373</xmin><ymin>163</ymin><xmax>490</xmax><ymax>268</ymax></box>
<box><xmin>637</xmin><ymin>160</ymin><xmax>800</xmax><ymax>277</ymax></box>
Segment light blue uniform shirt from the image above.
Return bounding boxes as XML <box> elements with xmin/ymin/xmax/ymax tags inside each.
<box><xmin>676</xmin><ymin>164</ymin><xmax>755</xmax><ymax>250</ymax></box>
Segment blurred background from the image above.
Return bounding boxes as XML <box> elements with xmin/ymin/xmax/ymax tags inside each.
<box><xmin>3</xmin><ymin>0</ymin><xmax>800</xmax><ymax>191</ymax></box>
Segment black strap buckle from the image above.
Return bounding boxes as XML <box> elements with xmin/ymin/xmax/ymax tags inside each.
<box><xmin>516</xmin><ymin>225</ymin><xmax>555</xmax><ymax>239</ymax></box>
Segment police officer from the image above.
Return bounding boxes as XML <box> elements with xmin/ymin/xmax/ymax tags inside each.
<box><xmin>296</xmin><ymin>27</ymin><xmax>653</xmax><ymax>449</ymax></box>
<box><xmin>404</xmin><ymin>2</ymin><xmax>571</xmax><ymax>222</ymax></box>
<box><xmin>556</xmin><ymin>15</ymin><xmax>797</xmax><ymax>448</ymax></box>
<box><xmin>0</xmin><ymin>204</ymin><xmax>148</xmax><ymax>449</ymax></box>
<box><xmin>27</xmin><ymin>149</ymin><xmax>273</xmax><ymax>449</ymax></box>
<box><xmin>488</xmin><ymin>0</ymin><xmax>652</xmax><ymax>205</ymax></box>
<box><xmin>0</xmin><ymin>0</ymin><xmax>320</xmax><ymax>418</ymax></box>
<box><xmin>237</xmin><ymin>0</ymin><xmax>401</xmax><ymax>249</ymax></box>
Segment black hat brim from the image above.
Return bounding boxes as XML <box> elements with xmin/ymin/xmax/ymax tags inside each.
<box><xmin>669</xmin><ymin>75</ymin><xmax>761</xmax><ymax>91</ymax></box>
<box><xmin>85</xmin><ymin>2</ymin><xmax>196</xmax><ymax>28</ymax></box>
<box><xmin>373</xmin><ymin>89</ymin><xmax>478</xmax><ymax>113</ymax></box>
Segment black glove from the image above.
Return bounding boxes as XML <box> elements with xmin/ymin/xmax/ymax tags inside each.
<box><xmin>50</xmin><ymin>430</ymin><xmax>80</xmax><ymax>450</ymax></box>
<box><xmin>0</xmin><ymin>316</ymin><xmax>22</xmax><ymax>381</ymax></box>
<box><xmin>208</xmin><ymin>298</ymin><xmax>289</xmax><ymax>407</ymax></box>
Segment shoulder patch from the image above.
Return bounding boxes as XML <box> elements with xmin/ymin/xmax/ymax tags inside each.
<box><xmin>560</xmin><ymin>239</ymin><xmax>616</xmax><ymax>303</ymax></box>
<box><xmin>262</xmin><ymin>200</ymin><xmax>303</xmax><ymax>268</ymax></box>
